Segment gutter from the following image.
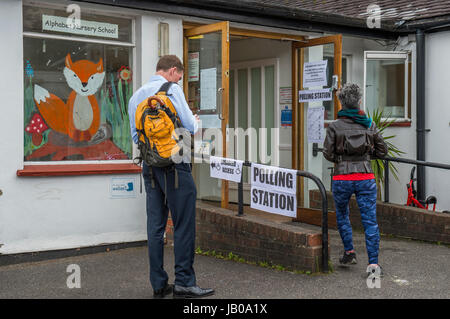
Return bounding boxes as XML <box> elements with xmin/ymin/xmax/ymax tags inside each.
<box><xmin>415</xmin><ymin>29</ymin><xmax>427</xmax><ymax>203</ymax></box>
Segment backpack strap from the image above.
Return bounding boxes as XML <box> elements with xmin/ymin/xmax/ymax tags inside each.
<box><xmin>157</xmin><ymin>81</ymin><xmax>174</xmax><ymax>96</ymax></box>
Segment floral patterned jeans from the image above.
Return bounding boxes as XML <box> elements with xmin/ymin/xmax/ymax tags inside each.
<box><xmin>332</xmin><ymin>179</ymin><xmax>380</xmax><ymax>265</ymax></box>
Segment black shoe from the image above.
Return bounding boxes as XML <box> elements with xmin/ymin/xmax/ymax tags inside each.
<box><xmin>153</xmin><ymin>283</ymin><xmax>173</xmax><ymax>299</ymax></box>
<box><xmin>339</xmin><ymin>251</ymin><xmax>357</xmax><ymax>265</ymax></box>
<box><xmin>173</xmin><ymin>285</ymin><xmax>215</xmax><ymax>299</ymax></box>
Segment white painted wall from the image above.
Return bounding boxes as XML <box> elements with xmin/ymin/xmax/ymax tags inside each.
<box><xmin>424</xmin><ymin>31</ymin><xmax>450</xmax><ymax>211</ymax></box>
<box><xmin>0</xmin><ymin>1</ymin><xmax>185</xmax><ymax>255</ymax></box>
<box><xmin>3</xmin><ymin>0</ymin><xmax>448</xmax><ymax>256</ymax></box>
<box><xmin>344</xmin><ymin>36</ymin><xmax>418</xmax><ymax>206</ymax></box>
<box><xmin>341</xmin><ymin>36</ymin><xmax>418</xmax><ymax>208</ymax></box>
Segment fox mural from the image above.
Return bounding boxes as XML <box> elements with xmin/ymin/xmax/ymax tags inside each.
<box><xmin>34</xmin><ymin>54</ymin><xmax>105</xmax><ymax>142</ymax></box>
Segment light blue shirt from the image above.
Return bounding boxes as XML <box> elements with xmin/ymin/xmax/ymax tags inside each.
<box><xmin>128</xmin><ymin>75</ymin><xmax>198</xmax><ymax>144</ymax></box>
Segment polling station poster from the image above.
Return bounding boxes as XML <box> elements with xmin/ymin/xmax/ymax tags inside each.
<box><xmin>250</xmin><ymin>163</ymin><xmax>297</xmax><ymax>217</ymax></box>
<box><xmin>210</xmin><ymin>156</ymin><xmax>244</xmax><ymax>183</ymax></box>
<box><xmin>299</xmin><ymin>88</ymin><xmax>333</xmax><ymax>103</ymax></box>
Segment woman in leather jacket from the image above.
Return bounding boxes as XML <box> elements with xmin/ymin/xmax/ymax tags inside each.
<box><xmin>323</xmin><ymin>83</ymin><xmax>387</xmax><ymax>275</ymax></box>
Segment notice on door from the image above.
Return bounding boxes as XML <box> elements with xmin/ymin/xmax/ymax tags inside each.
<box><xmin>200</xmin><ymin>68</ymin><xmax>217</xmax><ymax>111</ymax></box>
<box><xmin>250</xmin><ymin>163</ymin><xmax>297</xmax><ymax>217</ymax></box>
<box><xmin>210</xmin><ymin>156</ymin><xmax>244</xmax><ymax>183</ymax></box>
<box><xmin>188</xmin><ymin>52</ymin><xmax>199</xmax><ymax>82</ymax></box>
<box><xmin>307</xmin><ymin>106</ymin><xmax>325</xmax><ymax>143</ymax></box>
<box><xmin>299</xmin><ymin>88</ymin><xmax>333</xmax><ymax>103</ymax></box>
<box><xmin>303</xmin><ymin>60</ymin><xmax>328</xmax><ymax>88</ymax></box>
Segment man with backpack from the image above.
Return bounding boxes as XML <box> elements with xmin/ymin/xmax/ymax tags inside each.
<box><xmin>323</xmin><ymin>83</ymin><xmax>388</xmax><ymax>277</ymax></box>
<box><xmin>128</xmin><ymin>55</ymin><xmax>214</xmax><ymax>299</ymax></box>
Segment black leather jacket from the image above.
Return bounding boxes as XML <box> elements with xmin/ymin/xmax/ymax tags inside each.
<box><xmin>323</xmin><ymin>118</ymin><xmax>388</xmax><ymax>175</ymax></box>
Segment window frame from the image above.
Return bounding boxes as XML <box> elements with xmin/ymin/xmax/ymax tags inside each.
<box><xmin>21</xmin><ymin>2</ymin><xmax>137</xmax><ymax>169</ymax></box>
<box><xmin>363</xmin><ymin>50</ymin><xmax>411</xmax><ymax>122</ymax></box>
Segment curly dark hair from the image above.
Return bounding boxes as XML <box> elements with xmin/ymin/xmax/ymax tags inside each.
<box><xmin>337</xmin><ymin>83</ymin><xmax>362</xmax><ymax>109</ymax></box>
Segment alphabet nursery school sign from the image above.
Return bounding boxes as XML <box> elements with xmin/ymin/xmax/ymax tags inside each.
<box><xmin>251</xmin><ymin>164</ymin><xmax>297</xmax><ymax>217</ymax></box>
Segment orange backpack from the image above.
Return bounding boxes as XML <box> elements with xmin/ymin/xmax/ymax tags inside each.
<box><xmin>135</xmin><ymin>82</ymin><xmax>182</xmax><ymax>167</ymax></box>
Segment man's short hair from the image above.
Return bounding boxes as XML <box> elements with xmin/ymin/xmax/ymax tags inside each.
<box><xmin>156</xmin><ymin>55</ymin><xmax>184</xmax><ymax>72</ymax></box>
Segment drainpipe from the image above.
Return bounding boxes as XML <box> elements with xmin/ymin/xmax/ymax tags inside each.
<box><xmin>416</xmin><ymin>29</ymin><xmax>426</xmax><ymax>202</ymax></box>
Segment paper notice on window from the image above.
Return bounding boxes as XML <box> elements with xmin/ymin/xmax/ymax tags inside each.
<box><xmin>188</xmin><ymin>52</ymin><xmax>199</xmax><ymax>82</ymax></box>
<box><xmin>303</xmin><ymin>60</ymin><xmax>328</xmax><ymax>88</ymax></box>
<box><xmin>307</xmin><ymin>107</ymin><xmax>325</xmax><ymax>143</ymax></box>
<box><xmin>200</xmin><ymin>68</ymin><xmax>217</xmax><ymax>111</ymax></box>
<box><xmin>279</xmin><ymin>87</ymin><xmax>292</xmax><ymax>104</ymax></box>
<box><xmin>198</xmin><ymin>114</ymin><xmax>221</xmax><ymax>128</ymax></box>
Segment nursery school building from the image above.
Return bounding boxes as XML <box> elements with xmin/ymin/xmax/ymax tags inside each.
<box><xmin>1</xmin><ymin>0</ymin><xmax>450</xmax><ymax>257</ymax></box>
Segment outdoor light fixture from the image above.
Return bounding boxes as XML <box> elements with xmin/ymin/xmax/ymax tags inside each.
<box><xmin>158</xmin><ymin>22</ymin><xmax>169</xmax><ymax>57</ymax></box>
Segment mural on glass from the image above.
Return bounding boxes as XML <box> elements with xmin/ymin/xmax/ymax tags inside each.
<box><xmin>23</xmin><ymin>38</ymin><xmax>133</xmax><ymax>161</ymax></box>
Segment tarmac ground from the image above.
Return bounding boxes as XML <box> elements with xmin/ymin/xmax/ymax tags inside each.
<box><xmin>0</xmin><ymin>227</ymin><xmax>448</xmax><ymax>299</ymax></box>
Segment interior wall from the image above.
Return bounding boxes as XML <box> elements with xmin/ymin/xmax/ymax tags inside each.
<box><xmin>230</xmin><ymin>37</ymin><xmax>293</xmax><ymax>169</ymax></box>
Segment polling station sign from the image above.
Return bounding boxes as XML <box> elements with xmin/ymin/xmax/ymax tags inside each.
<box><xmin>299</xmin><ymin>88</ymin><xmax>333</xmax><ymax>103</ymax></box>
<box><xmin>250</xmin><ymin>163</ymin><xmax>297</xmax><ymax>217</ymax></box>
<box><xmin>210</xmin><ymin>156</ymin><xmax>244</xmax><ymax>183</ymax></box>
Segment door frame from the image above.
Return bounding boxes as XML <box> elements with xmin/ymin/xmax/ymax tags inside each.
<box><xmin>291</xmin><ymin>34</ymin><xmax>343</xmax><ymax>207</ymax></box>
<box><xmin>184</xmin><ymin>21</ymin><xmax>230</xmax><ymax>208</ymax></box>
<box><xmin>183</xmin><ymin>21</ymin><xmax>308</xmax><ymax>208</ymax></box>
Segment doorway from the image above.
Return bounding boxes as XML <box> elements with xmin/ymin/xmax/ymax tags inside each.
<box><xmin>183</xmin><ymin>22</ymin><xmax>342</xmax><ymax>212</ymax></box>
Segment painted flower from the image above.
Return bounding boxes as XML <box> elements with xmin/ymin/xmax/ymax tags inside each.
<box><xmin>25</xmin><ymin>60</ymin><xmax>34</xmax><ymax>78</ymax></box>
<box><xmin>118</xmin><ymin>66</ymin><xmax>132</xmax><ymax>82</ymax></box>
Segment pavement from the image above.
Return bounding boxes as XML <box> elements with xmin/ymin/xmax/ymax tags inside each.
<box><xmin>0</xmin><ymin>227</ymin><xmax>449</xmax><ymax>299</ymax></box>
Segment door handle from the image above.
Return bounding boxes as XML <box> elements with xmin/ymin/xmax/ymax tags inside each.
<box><xmin>218</xmin><ymin>87</ymin><xmax>224</xmax><ymax>120</ymax></box>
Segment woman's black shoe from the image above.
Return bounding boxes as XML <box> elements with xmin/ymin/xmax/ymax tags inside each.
<box><xmin>339</xmin><ymin>251</ymin><xmax>357</xmax><ymax>265</ymax></box>
<box><xmin>173</xmin><ymin>285</ymin><xmax>215</xmax><ymax>299</ymax></box>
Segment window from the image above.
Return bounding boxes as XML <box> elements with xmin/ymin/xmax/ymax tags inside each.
<box><xmin>23</xmin><ymin>5</ymin><xmax>134</xmax><ymax>162</ymax></box>
<box><xmin>364</xmin><ymin>51</ymin><xmax>411</xmax><ymax>120</ymax></box>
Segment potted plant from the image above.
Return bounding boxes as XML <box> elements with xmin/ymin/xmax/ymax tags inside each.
<box><xmin>369</xmin><ymin>108</ymin><xmax>405</xmax><ymax>200</ymax></box>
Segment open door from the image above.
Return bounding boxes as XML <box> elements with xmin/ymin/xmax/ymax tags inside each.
<box><xmin>184</xmin><ymin>22</ymin><xmax>230</xmax><ymax>208</ymax></box>
<box><xmin>292</xmin><ymin>35</ymin><xmax>342</xmax><ymax>210</ymax></box>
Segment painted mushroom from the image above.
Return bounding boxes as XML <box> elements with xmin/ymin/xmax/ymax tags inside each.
<box><xmin>25</xmin><ymin>113</ymin><xmax>48</xmax><ymax>146</ymax></box>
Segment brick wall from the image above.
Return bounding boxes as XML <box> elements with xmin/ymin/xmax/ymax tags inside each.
<box><xmin>310</xmin><ymin>190</ymin><xmax>450</xmax><ymax>244</ymax></box>
<box><xmin>193</xmin><ymin>201</ymin><xmax>325</xmax><ymax>273</ymax></box>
